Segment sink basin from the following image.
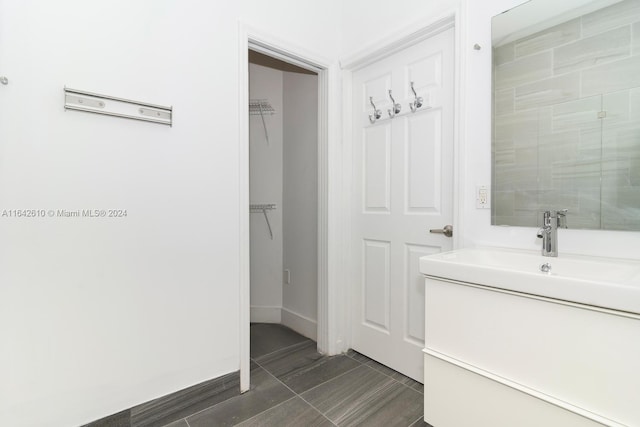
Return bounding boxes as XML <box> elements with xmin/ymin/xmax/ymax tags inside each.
<box><xmin>420</xmin><ymin>247</ymin><xmax>640</xmax><ymax>315</ymax></box>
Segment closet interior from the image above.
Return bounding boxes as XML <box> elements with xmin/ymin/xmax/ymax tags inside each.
<box><xmin>249</xmin><ymin>50</ymin><xmax>319</xmax><ymax>341</ymax></box>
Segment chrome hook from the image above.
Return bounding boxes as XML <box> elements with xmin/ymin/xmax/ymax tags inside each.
<box><xmin>387</xmin><ymin>90</ymin><xmax>401</xmax><ymax>118</ymax></box>
<box><xmin>409</xmin><ymin>82</ymin><xmax>423</xmax><ymax>112</ymax></box>
<box><xmin>368</xmin><ymin>96</ymin><xmax>381</xmax><ymax>124</ymax></box>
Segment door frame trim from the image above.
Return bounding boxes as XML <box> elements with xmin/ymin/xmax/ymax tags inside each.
<box><xmin>341</xmin><ymin>15</ymin><xmax>455</xmax><ymax>71</ymax></box>
<box><xmin>238</xmin><ymin>22</ymin><xmax>345</xmax><ymax>392</ymax></box>
<box><xmin>339</xmin><ymin>7</ymin><xmax>465</xmax><ymax>348</ymax></box>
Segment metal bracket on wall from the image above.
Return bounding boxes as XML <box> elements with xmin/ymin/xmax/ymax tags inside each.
<box><xmin>64</xmin><ymin>87</ymin><xmax>172</xmax><ymax>126</ymax></box>
<box><xmin>249</xmin><ymin>203</ymin><xmax>277</xmax><ymax>240</ymax></box>
<box><xmin>249</xmin><ymin>99</ymin><xmax>274</xmax><ymax>145</ymax></box>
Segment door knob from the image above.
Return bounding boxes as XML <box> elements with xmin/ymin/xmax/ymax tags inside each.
<box><xmin>429</xmin><ymin>224</ymin><xmax>453</xmax><ymax>237</ymax></box>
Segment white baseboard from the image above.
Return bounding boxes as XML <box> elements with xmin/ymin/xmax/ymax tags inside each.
<box><xmin>281</xmin><ymin>307</ymin><xmax>317</xmax><ymax>341</ymax></box>
<box><xmin>250</xmin><ymin>306</ymin><xmax>282</xmax><ymax>323</ymax></box>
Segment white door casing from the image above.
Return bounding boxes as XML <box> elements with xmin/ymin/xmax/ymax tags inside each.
<box><xmin>351</xmin><ymin>27</ymin><xmax>455</xmax><ymax>382</ymax></box>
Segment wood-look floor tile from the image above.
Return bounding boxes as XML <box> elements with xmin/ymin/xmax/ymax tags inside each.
<box><xmin>409</xmin><ymin>418</ymin><xmax>434</xmax><ymax>427</ymax></box>
<box><xmin>250</xmin><ymin>323</ymin><xmax>311</xmax><ymax>358</ymax></box>
<box><xmin>131</xmin><ymin>371</ymin><xmax>240</xmax><ymax>427</ymax></box>
<box><xmin>186</xmin><ymin>366</ymin><xmax>294</xmax><ymax>427</ymax></box>
<box><xmin>364</xmin><ymin>360</ymin><xmax>423</xmax><ymax>393</ymax></box>
<box><xmin>235</xmin><ymin>396</ymin><xmax>335</xmax><ymax>427</ymax></box>
<box><xmin>88</xmin><ymin>324</ymin><xmax>433</xmax><ymax>427</ymax></box>
<box><xmin>160</xmin><ymin>420</ymin><xmax>188</xmax><ymax>427</ymax></box>
<box><xmin>256</xmin><ymin>340</ymin><xmax>360</xmax><ymax>394</ymax></box>
<box><xmin>346</xmin><ymin>349</ymin><xmax>424</xmax><ymax>393</ymax></box>
<box><xmin>83</xmin><ymin>409</ymin><xmax>130</xmax><ymax>427</ymax></box>
<box><xmin>301</xmin><ymin>365</ymin><xmax>423</xmax><ymax>427</ymax></box>
<box><xmin>345</xmin><ymin>349</ymin><xmax>372</xmax><ymax>364</ymax></box>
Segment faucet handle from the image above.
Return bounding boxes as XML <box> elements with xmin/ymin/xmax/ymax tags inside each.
<box><xmin>557</xmin><ymin>209</ymin><xmax>568</xmax><ymax>228</ymax></box>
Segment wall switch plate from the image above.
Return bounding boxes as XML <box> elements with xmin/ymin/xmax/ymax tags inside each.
<box><xmin>476</xmin><ymin>185</ymin><xmax>490</xmax><ymax>209</ymax></box>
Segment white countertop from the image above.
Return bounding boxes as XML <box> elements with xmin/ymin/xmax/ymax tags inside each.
<box><xmin>420</xmin><ymin>247</ymin><xmax>640</xmax><ymax>315</ymax></box>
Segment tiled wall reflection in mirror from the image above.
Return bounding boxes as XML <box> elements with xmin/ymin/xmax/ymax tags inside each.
<box><xmin>492</xmin><ymin>0</ymin><xmax>640</xmax><ymax>231</ymax></box>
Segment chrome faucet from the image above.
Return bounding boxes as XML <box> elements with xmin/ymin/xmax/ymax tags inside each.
<box><xmin>536</xmin><ymin>209</ymin><xmax>568</xmax><ymax>257</ymax></box>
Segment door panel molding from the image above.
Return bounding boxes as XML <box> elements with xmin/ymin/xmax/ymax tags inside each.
<box><xmin>363</xmin><ymin>125</ymin><xmax>392</xmax><ymax>213</ymax></box>
<box><xmin>405</xmin><ymin>109</ymin><xmax>443</xmax><ymax>213</ymax></box>
<box><xmin>362</xmin><ymin>239</ymin><xmax>391</xmax><ymax>331</ymax></box>
<box><xmin>404</xmin><ymin>243</ymin><xmax>441</xmax><ymax>346</ymax></box>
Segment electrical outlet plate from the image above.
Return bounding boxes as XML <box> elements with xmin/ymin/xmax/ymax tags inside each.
<box><xmin>476</xmin><ymin>185</ymin><xmax>490</xmax><ymax>209</ymax></box>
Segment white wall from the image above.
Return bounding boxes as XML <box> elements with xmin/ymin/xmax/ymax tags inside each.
<box><xmin>341</xmin><ymin>0</ymin><xmax>460</xmax><ymax>57</ymax></box>
<box><xmin>3</xmin><ymin>1</ymin><xmax>639</xmax><ymax>425</ymax></box>
<box><xmin>283</xmin><ymin>72</ymin><xmax>318</xmax><ymax>340</ymax></box>
<box><xmin>249</xmin><ymin>64</ymin><xmax>283</xmax><ymax>323</ymax></box>
<box><xmin>342</xmin><ymin>0</ymin><xmax>640</xmax><ymax>260</ymax></box>
<box><xmin>0</xmin><ymin>1</ymin><xmax>341</xmax><ymax>426</ymax></box>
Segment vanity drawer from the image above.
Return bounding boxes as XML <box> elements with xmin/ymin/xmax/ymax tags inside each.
<box><xmin>424</xmin><ymin>352</ymin><xmax>604</xmax><ymax>427</ymax></box>
<box><xmin>424</xmin><ymin>277</ymin><xmax>640</xmax><ymax>427</ymax></box>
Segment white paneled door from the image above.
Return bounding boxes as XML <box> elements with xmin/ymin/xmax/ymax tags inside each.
<box><xmin>351</xmin><ymin>28</ymin><xmax>454</xmax><ymax>382</ymax></box>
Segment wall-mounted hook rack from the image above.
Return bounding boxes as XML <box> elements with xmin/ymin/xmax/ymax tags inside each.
<box><xmin>368</xmin><ymin>96</ymin><xmax>382</xmax><ymax>124</ymax></box>
<box><xmin>409</xmin><ymin>82</ymin><xmax>423</xmax><ymax>113</ymax></box>
<box><xmin>387</xmin><ymin>90</ymin><xmax>401</xmax><ymax>118</ymax></box>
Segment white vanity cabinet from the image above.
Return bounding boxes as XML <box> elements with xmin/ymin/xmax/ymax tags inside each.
<box><xmin>420</xmin><ymin>249</ymin><xmax>640</xmax><ymax>427</ymax></box>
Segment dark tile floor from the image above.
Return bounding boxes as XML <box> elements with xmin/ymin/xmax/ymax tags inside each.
<box><xmin>164</xmin><ymin>323</ymin><xmax>431</xmax><ymax>427</ymax></box>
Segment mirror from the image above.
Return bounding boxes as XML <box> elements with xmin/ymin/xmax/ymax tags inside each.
<box><xmin>491</xmin><ymin>0</ymin><xmax>640</xmax><ymax>230</ymax></box>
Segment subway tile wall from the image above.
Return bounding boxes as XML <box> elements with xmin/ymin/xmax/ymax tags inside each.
<box><xmin>492</xmin><ymin>0</ymin><xmax>640</xmax><ymax>230</ymax></box>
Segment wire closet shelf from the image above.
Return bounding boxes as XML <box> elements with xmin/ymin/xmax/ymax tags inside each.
<box><xmin>249</xmin><ymin>99</ymin><xmax>274</xmax><ymax>144</ymax></box>
<box><xmin>249</xmin><ymin>203</ymin><xmax>277</xmax><ymax>240</ymax></box>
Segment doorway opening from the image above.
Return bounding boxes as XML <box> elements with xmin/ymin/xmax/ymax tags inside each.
<box><xmin>239</xmin><ymin>36</ymin><xmax>330</xmax><ymax>392</ymax></box>
<box><xmin>248</xmin><ymin>49</ymin><xmax>319</xmax><ymax>339</ymax></box>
